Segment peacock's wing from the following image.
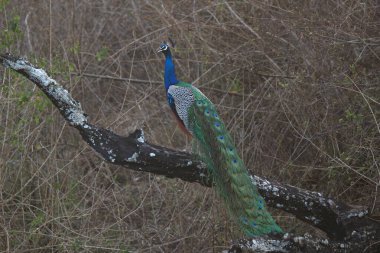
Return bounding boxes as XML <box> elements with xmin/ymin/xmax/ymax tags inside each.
<box><xmin>187</xmin><ymin>86</ymin><xmax>283</xmax><ymax>236</ymax></box>
<box><xmin>167</xmin><ymin>83</ymin><xmax>195</xmax><ymax>134</ymax></box>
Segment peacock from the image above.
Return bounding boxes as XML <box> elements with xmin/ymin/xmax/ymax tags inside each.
<box><xmin>157</xmin><ymin>41</ymin><xmax>282</xmax><ymax>236</ymax></box>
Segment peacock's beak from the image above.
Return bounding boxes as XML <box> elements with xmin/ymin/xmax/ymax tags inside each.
<box><xmin>157</xmin><ymin>47</ymin><xmax>163</xmax><ymax>53</ymax></box>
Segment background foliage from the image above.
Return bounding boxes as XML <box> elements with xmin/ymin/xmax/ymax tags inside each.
<box><xmin>0</xmin><ymin>1</ymin><xmax>379</xmax><ymax>252</ymax></box>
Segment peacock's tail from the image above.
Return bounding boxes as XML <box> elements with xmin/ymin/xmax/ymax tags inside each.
<box><xmin>188</xmin><ymin>88</ymin><xmax>283</xmax><ymax>236</ymax></box>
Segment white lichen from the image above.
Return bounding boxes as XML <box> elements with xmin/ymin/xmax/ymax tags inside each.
<box><xmin>319</xmin><ymin>198</ymin><xmax>328</xmax><ymax>206</ymax></box>
<box><xmin>127</xmin><ymin>152</ymin><xmax>139</xmax><ymax>162</ymax></box>
<box><xmin>3</xmin><ymin>58</ymin><xmax>87</xmax><ymax>126</ymax></box>
<box><xmin>196</xmin><ymin>163</ymin><xmax>207</xmax><ymax>170</ymax></box>
<box><xmin>137</xmin><ymin>130</ymin><xmax>145</xmax><ymax>143</ymax></box>
<box><xmin>88</xmin><ymin>136</ymin><xmax>95</xmax><ymax>146</ymax></box>
<box><xmin>305</xmin><ymin>216</ymin><xmax>320</xmax><ymax>224</ymax></box>
<box><xmin>347</xmin><ymin>210</ymin><xmax>368</xmax><ymax>218</ymax></box>
<box><xmin>149</xmin><ymin>152</ymin><xmax>156</xmax><ymax>157</ymax></box>
<box><xmin>3</xmin><ymin>59</ymin><xmax>53</xmax><ymax>87</ymax></box>
<box><xmin>187</xmin><ymin>161</ymin><xmax>192</xmax><ymax>166</ymax></box>
<box><xmin>321</xmin><ymin>239</ymin><xmax>329</xmax><ymax>245</ymax></box>
<box><xmin>272</xmin><ymin>188</ymin><xmax>280</xmax><ymax>196</ymax></box>
<box><xmin>67</xmin><ymin>110</ymin><xmax>87</xmax><ymax>126</ymax></box>
<box><xmin>244</xmin><ymin>238</ymin><xmax>289</xmax><ymax>252</ymax></box>
<box><xmin>327</xmin><ymin>199</ymin><xmax>335</xmax><ymax>207</ymax></box>
<box><xmin>293</xmin><ymin>236</ymin><xmax>305</xmax><ymax>244</ymax></box>
<box><xmin>107</xmin><ymin>149</ymin><xmax>115</xmax><ymax>157</ymax></box>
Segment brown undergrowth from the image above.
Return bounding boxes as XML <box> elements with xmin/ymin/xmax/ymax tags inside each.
<box><xmin>0</xmin><ymin>1</ymin><xmax>379</xmax><ymax>252</ymax></box>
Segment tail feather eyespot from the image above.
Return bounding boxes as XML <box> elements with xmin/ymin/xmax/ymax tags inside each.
<box><xmin>214</xmin><ymin>122</ymin><xmax>221</xmax><ymax>128</ymax></box>
<box><xmin>240</xmin><ymin>217</ymin><xmax>249</xmax><ymax>225</ymax></box>
<box><xmin>258</xmin><ymin>199</ymin><xmax>264</xmax><ymax>210</ymax></box>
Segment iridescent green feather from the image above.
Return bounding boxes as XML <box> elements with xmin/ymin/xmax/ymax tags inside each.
<box><xmin>176</xmin><ymin>82</ymin><xmax>282</xmax><ymax>236</ymax></box>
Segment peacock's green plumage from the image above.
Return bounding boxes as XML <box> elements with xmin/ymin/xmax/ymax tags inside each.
<box><xmin>179</xmin><ymin>82</ymin><xmax>282</xmax><ymax>236</ymax></box>
<box><xmin>158</xmin><ymin>43</ymin><xmax>282</xmax><ymax>236</ymax></box>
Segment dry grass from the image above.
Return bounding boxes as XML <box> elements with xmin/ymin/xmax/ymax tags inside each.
<box><xmin>0</xmin><ymin>0</ymin><xmax>379</xmax><ymax>252</ymax></box>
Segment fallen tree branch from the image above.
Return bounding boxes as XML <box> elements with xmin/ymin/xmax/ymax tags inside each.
<box><xmin>226</xmin><ymin>233</ymin><xmax>379</xmax><ymax>253</ymax></box>
<box><xmin>1</xmin><ymin>53</ymin><xmax>379</xmax><ymax>252</ymax></box>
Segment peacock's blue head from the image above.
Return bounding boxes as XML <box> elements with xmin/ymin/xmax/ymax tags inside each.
<box><xmin>157</xmin><ymin>42</ymin><xmax>170</xmax><ymax>55</ymax></box>
<box><xmin>158</xmin><ymin>39</ymin><xmax>178</xmax><ymax>89</ymax></box>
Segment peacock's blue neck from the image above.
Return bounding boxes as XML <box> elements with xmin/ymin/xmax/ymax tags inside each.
<box><xmin>164</xmin><ymin>51</ymin><xmax>179</xmax><ymax>91</ymax></box>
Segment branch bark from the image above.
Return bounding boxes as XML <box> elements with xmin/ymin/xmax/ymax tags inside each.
<box><xmin>1</xmin><ymin>53</ymin><xmax>379</xmax><ymax>252</ymax></box>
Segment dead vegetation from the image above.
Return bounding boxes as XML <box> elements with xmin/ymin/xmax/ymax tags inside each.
<box><xmin>0</xmin><ymin>1</ymin><xmax>379</xmax><ymax>252</ymax></box>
